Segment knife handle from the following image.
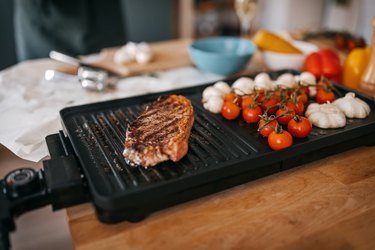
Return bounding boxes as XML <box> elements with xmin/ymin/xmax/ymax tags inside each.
<box><xmin>49</xmin><ymin>50</ymin><xmax>81</xmax><ymax>67</ymax></box>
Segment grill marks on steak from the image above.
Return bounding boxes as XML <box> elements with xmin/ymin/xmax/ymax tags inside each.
<box><xmin>123</xmin><ymin>95</ymin><xmax>194</xmax><ymax>167</ymax></box>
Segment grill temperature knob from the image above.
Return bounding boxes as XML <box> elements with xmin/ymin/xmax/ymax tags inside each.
<box><xmin>4</xmin><ymin>168</ymin><xmax>39</xmax><ymax>198</ymax></box>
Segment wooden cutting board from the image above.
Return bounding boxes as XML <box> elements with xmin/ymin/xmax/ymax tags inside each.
<box><xmin>90</xmin><ymin>38</ymin><xmax>193</xmax><ymax>77</ymax></box>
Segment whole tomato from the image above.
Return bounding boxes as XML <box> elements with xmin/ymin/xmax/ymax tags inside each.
<box><xmin>261</xmin><ymin>96</ymin><xmax>279</xmax><ymax>114</ymax></box>
<box><xmin>258</xmin><ymin>117</ymin><xmax>278</xmax><ymax>137</ymax></box>
<box><xmin>286</xmin><ymin>100</ymin><xmax>305</xmax><ymax>115</ymax></box>
<box><xmin>242</xmin><ymin>105</ymin><xmax>262</xmax><ymax>123</ymax></box>
<box><xmin>296</xmin><ymin>91</ymin><xmax>308</xmax><ymax>105</ymax></box>
<box><xmin>335</xmin><ymin>34</ymin><xmax>346</xmax><ymax>50</ymax></box>
<box><xmin>276</xmin><ymin>106</ymin><xmax>295</xmax><ymax>125</ymax></box>
<box><xmin>316</xmin><ymin>77</ymin><xmax>331</xmax><ymax>92</ymax></box>
<box><xmin>287</xmin><ymin>116</ymin><xmax>312</xmax><ymax>138</ymax></box>
<box><xmin>347</xmin><ymin>38</ymin><xmax>357</xmax><ymax>51</ymax></box>
<box><xmin>221</xmin><ymin>102</ymin><xmax>240</xmax><ymax>120</ymax></box>
<box><xmin>268</xmin><ymin>126</ymin><xmax>293</xmax><ymax>150</ymax></box>
<box><xmin>316</xmin><ymin>89</ymin><xmax>335</xmax><ymax>104</ymax></box>
<box><xmin>224</xmin><ymin>93</ymin><xmax>242</xmax><ymax>107</ymax></box>
<box><xmin>241</xmin><ymin>96</ymin><xmax>256</xmax><ymax>109</ymax></box>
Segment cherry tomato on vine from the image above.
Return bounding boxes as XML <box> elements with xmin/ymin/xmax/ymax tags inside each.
<box><xmin>287</xmin><ymin>116</ymin><xmax>312</xmax><ymax>138</ymax></box>
<box><xmin>276</xmin><ymin>106</ymin><xmax>295</xmax><ymax>125</ymax></box>
<box><xmin>316</xmin><ymin>89</ymin><xmax>335</xmax><ymax>104</ymax></box>
<box><xmin>242</xmin><ymin>105</ymin><xmax>262</xmax><ymax>123</ymax></box>
<box><xmin>258</xmin><ymin>118</ymin><xmax>278</xmax><ymax>137</ymax></box>
<box><xmin>224</xmin><ymin>93</ymin><xmax>242</xmax><ymax>106</ymax></box>
<box><xmin>316</xmin><ymin>77</ymin><xmax>331</xmax><ymax>92</ymax></box>
<box><xmin>268</xmin><ymin>126</ymin><xmax>293</xmax><ymax>150</ymax></box>
<box><xmin>296</xmin><ymin>91</ymin><xmax>308</xmax><ymax>105</ymax></box>
<box><xmin>299</xmin><ymin>85</ymin><xmax>309</xmax><ymax>96</ymax></box>
<box><xmin>241</xmin><ymin>96</ymin><xmax>256</xmax><ymax>109</ymax></box>
<box><xmin>221</xmin><ymin>102</ymin><xmax>240</xmax><ymax>120</ymax></box>
<box><xmin>286</xmin><ymin>100</ymin><xmax>305</xmax><ymax>115</ymax></box>
<box><xmin>261</xmin><ymin>96</ymin><xmax>279</xmax><ymax>114</ymax></box>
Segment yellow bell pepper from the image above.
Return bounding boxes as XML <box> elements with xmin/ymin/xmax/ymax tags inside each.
<box><xmin>342</xmin><ymin>47</ymin><xmax>371</xmax><ymax>89</ymax></box>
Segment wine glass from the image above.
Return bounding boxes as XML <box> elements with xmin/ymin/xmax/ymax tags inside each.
<box><xmin>234</xmin><ymin>0</ymin><xmax>258</xmax><ymax>37</ymax></box>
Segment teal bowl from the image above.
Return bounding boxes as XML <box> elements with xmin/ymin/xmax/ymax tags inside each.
<box><xmin>188</xmin><ymin>37</ymin><xmax>256</xmax><ymax>75</ymax></box>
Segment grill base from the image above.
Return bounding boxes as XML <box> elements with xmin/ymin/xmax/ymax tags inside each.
<box><xmin>95</xmin><ymin>162</ymin><xmax>280</xmax><ymax>223</ymax></box>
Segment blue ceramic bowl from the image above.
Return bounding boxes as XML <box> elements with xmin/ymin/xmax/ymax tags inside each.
<box><xmin>188</xmin><ymin>37</ymin><xmax>256</xmax><ymax>75</ymax></box>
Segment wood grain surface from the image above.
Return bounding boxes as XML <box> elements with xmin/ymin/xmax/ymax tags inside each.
<box><xmin>67</xmin><ymin>145</ymin><xmax>375</xmax><ymax>250</ymax></box>
<box><xmin>91</xmin><ymin>39</ymin><xmax>193</xmax><ymax>77</ymax></box>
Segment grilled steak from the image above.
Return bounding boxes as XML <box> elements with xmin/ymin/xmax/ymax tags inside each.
<box><xmin>123</xmin><ymin>95</ymin><xmax>194</xmax><ymax>167</ymax></box>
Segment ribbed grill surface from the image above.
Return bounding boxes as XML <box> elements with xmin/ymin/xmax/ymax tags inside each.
<box><xmin>72</xmin><ymin>102</ymin><xmax>257</xmax><ymax>194</ymax></box>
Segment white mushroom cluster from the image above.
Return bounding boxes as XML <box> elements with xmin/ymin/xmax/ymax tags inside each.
<box><xmin>114</xmin><ymin>42</ymin><xmax>153</xmax><ymax>65</ymax></box>
<box><xmin>202</xmin><ymin>81</ymin><xmax>231</xmax><ymax>114</ymax></box>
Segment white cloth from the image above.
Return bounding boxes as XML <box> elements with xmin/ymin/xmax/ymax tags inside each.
<box><xmin>0</xmin><ymin>59</ymin><xmax>223</xmax><ymax>162</ymax></box>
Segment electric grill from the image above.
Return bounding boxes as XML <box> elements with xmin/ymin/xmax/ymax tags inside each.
<box><xmin>1</xmin><ymin>71</ymin><xmax>375</xmax><ymax>249</ymax></box>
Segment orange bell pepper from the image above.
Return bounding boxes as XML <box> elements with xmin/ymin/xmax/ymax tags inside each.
<box><xmin>342</xmin><ymin>47</ymin><xmax>371</xmax><ymax>89</ymax></box>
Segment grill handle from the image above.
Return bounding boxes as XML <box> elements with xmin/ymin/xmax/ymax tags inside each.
<box><xmin>0</xmin><ymin>132</ymin><xmax>89</xmax><ymax>249</ymax></box>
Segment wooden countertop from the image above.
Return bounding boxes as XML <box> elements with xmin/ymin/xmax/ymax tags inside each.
<box><xmin>67</xmin><ymin>145</ymin><xmax>375</xmax><ymax>250</ymax></box>
<box><xmin>64</xmin><ymin>38</ymin><xmax>375</xmax><ymax>250</ymax></box>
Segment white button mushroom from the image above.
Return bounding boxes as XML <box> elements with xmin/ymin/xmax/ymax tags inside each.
<box><xmin>276</xmin><ymin>73</ymin><xmax>297</xmax><ymax>89</ymax></box>
<box><xmin>213</xmin><ymin>81</ymin><xmax>231</xmax><ymax>95</ymax></box>
<box><xmin>299</xmin><ymin>72</ymin><xmax>317</xmax><ymax>97</ymax></box>
<box><xmin>232</xmin><ymin>77</ymin><xmax>255</xmax><ymax>95</ymax></box>
<box><xmin>202</xmin><ymin>86</ymin><xmax>225</xmax><ymax>102</ymax></box>
<box><xmin>203</xmin><ymin>96</ymin><xmax>224</xmax><ymax>114</ymax></box>
<box><xmin>254</xmin><ymin>73</ymin><xmax>273</xmax><ymax>90</ymax></box>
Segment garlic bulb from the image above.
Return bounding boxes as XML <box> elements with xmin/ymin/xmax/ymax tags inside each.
<box><xmin>135</xmin><ymin>51</ymin><xmax>152</xmax><ymax>64</ymax></box>
<box><xmin>333</xmin><ymin>92</ymin><xmax>370</xmax><ymax>118</ymax></box>
<box><xmin>298</xmin><ymin>72</ymin><xmax>316</xmax><ymax>97</ymax></box>
<box><xmin>114</xmin><ymin>41</ymin><xmax>153</xmax><ymax>65</ymax></box>
<box><xmin>114</xmin><ymin>49</ymin><xmax>133</xmax><ymax>64</ymax></box>
<box><xmin>254</xmin><ymin>73</ymin><xmax>273</xmax><ymax>90</ymax></box>
<box><xmin>203</xmin><ymin>96</ymin><xmax>224</xmax><ymax>114</ymax></box>
<box><xmin>213</xmin><ymin>81</ymin><xmax>231</xmax><ymax>95</ymax></box>
<box><xmin>305</xmin><ymin>103</ymin><xmax>346</xmax><ymax>128</ymax></box>
<box><xmin>276</xmin><ymin>73</ymin><xmax>297</xmax><ymax>89</ymax></box>
<box><xmin>232</xmin><ymin>77</ymin><xmax>255</xmax><ymax>95</ymax></box>
<box><xmin>202</xmin><ymin>86</ymin><xmax>225</xmax><ymax>102</ymax></box>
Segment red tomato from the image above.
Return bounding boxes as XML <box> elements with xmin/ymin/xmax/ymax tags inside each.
<box><xmin>261</xmin><ymin>96</ymin><xmax>279</xmax><ymax>114</ymax></box>
<box><xmin>221</xmin><ymin>102</ymin><xmax>240</xmax><ymax>120</ymax></box>
<box><xmin>258</xmin><ymin>118</ymin><xmax>278</xmax><ymax>137</ymax></box>
<box><xmin>347</xmin><ymin>39</ymin><xmax>357</xmax><ymax>51</ymax></box>
<box><xmin>297</xmin><ymin>92</ymin><xmax>308</xmax><ymax>105</ymax></box>
<box><xmin>316</xmin><ymin>77</ymin><xmax>331</xmax><ymax>92</ymax></box>
<box><xmin>287</xmin><ymin>116</ymin><xmax>312</xmax><ymax>138</ymax></box>
<box><xmin>241</xmin><ymin>96</ymin><xmax>256</xmax><ymax>109</ymax></box>
<box><xmin>242</xmin><ymin>105</ymin><xmax>262</xmax><ymax>123</ymax></box>
<box><xmin>286</xmin><ymin>100</ymin><xmax>305</xmax><ymax>115</ymax></box>
<box><xmin>268</xmin><ymin>127</ymin><xmax>293</xmax><ymax>150</ymax></box>
<box><xmin>298</xmin><ymin>85</ymin><xmax>309</xmax><ymax>96</ymax></box>
<box><xmin>276</xmin><ymin>107</ymin><xmax>295</xmax><ymax>125</ymax></box>
<box><xmin>224</xmin><ymin>93</ymin><xmax>242</xmax><ymax>106</ymax></box>
<box><xmin>335</xmin><ymin>34</ymin><xmax>346</xmax><ymax>50</ymax></box>
<box><xmin>316</xmin><ymin>89</ymin><xmax>335</xmax><ymax>104</ymax></box>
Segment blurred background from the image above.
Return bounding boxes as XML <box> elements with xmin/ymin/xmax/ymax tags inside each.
<box><xmin>0</xmin><ymin>0</ymin><xmax>374</xmax><ymax>70</ymax></box>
